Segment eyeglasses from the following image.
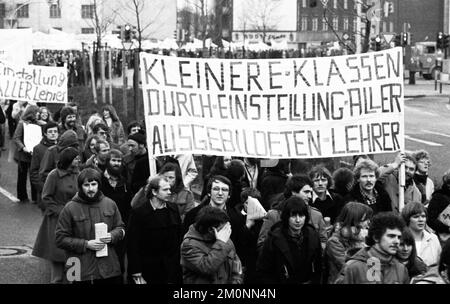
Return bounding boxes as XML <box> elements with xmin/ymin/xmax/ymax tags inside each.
<box><xmin>98</xmin><ymin>131</ymin><xmax>107</xmax><ymax>135</ymax></box>
<box><xmin>212</xmin><ymin>187</ymin><xmax>229</xmax><ymax>193</ymax></box>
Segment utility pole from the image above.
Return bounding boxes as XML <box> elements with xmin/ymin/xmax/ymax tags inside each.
<box><xmin>100</xmin><ymin>44</ymin><xmax>106</xmax><ymax>104</ymax></box>
<box><xmin>356</xmin><ymin>1</ymin><xmax>361</xmax><ymax>53</ymax></box>
<box><xmin>108</xmin><ymin>47</ymin><xmax>113</xmax><ymax>105</ymax></box>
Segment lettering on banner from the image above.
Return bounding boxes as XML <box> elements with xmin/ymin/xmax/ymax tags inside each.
<box><xmin>140</xmin><ymin>48</ymin><xmax>405</xmax><ymax>159</ymax></box>
<box><xmin>0</xmin><ymin>60</ymin><xmax>68</xmax><ymax>104</ymax></box>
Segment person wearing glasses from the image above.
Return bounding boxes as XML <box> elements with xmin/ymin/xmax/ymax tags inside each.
<box><xmin>183</xmin><ymin>175</ymin><xmax>232</xmax><ymax>234</ymax></box>
<box><xmin>413</xmin><ymin>150</ymin><xmax>435</xmax><ymax>207</ymax></box>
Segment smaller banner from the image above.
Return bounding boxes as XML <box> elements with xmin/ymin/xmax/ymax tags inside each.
<box><xmin>0</xmin><ymin>60</ymin><xmax>68</xmax><ymax>104</ymax></box>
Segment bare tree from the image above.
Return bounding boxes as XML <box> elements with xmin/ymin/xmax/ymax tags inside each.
<box><xmin>243</xmin><ymin>0</ymin><xmax>281</xmax><ymax>43</ymax></box>
<box><xmin>115</xmin><ymin>0</ymin><xmax>166</xmax><ymax>52</ymax></box>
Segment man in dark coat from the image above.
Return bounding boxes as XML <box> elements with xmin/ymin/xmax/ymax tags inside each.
<box><xmin>124</xmin><ymin>132</ymin><xmax>148</xmax><ymax>194</ymax></box>
<box><xmin>100</xmin><ymin>149</ymin><xmax>131</xmax><ymax>277</ymax></box>
<box><xmin>344</xmin><ymin>159</ymin><xmax>392</xmax><ymax>215</ymax></box>
<box><xmin>126</xmin><ymin>175</ymin><xmax>182</xmax><ymax>284</ymax></box>
<box><xmin>30</xmin><ymin>122</ymin><xmax>58</xmax><ymax>210</ymax></box>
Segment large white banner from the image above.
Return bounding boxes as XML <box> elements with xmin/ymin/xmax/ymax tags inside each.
<box><xmin>0</xmin><ymin>60</ymin><xmax>68</xmax><ymax>104</ymax></box>
<box><xmin>0</xmin><ymin>29</ymin><xmax>33</xmax><ymax>65</ymax></box>
<box><xmin>140</xmin><ymin>48</ymin><xmax>404</xmax><ymax>159</ymax></box>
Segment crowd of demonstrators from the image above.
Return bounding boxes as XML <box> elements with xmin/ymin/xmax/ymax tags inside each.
<box><xmin>4</xmin><ymin>97</ymin><xmax>446</xmax><ymax>285</ymax></box>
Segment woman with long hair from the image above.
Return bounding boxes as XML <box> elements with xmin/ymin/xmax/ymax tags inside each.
<box><xmin>396</xmin><ymin>227</ymin><xmax>428</xmax><ymax>279</ymax></box>
<box><xmin>37</xmin><ymin>106</ymin><xmax>53</xmax><ymax>126</ymax></box>
<box><xmin>81</xmin><ymin>134</ymin><xmax>100</xmax><ymax>164</ymax></box>
<box><xmin>102</xmin><ymin>105</ymin><xmax>125</xmax><ymax>145</ymax></box>
<box><xmin>325</xmin><ymin>201</ymin><xmax>373</xmax><ymax>284</ymax></box>
<box><xmin>159</xmin><ymin>162</ymin><xmax>195</xmax><ymax>221</ymax></box>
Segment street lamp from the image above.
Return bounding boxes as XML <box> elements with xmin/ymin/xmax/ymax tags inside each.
<box><xmin>5</xmin><ymin>0</ymin><xmax>59</xmax><ymax>29</ymax></box>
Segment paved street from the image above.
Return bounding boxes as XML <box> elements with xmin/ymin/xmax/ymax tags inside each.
<box><xmin>1</xmin><ymin>79</ymin><xmax>450</xmax><ymax>283</ymax></box>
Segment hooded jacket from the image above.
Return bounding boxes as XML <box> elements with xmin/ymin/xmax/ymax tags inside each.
<box><xmin>180</xmin><ymin>224</ymin><xmax>243</xmax><ymax>284</ymax></box>
<box><xmin>39</xmin><ymin>130</ymin><xmax>78</xmax><ymax>184</ymax></box>
<box><xmin>337</xmin><ymin>246</ymin><xmax>409</xmax><ymax>284</ymax></box>
<box><xmin>55</xmin><ymin>192</ymin><xmax>124</xmax><ymax>282</ymax></box>
<box><xmin>256</xmin><ymin>222</ymin><xmax>322</xmax><ymax>284</ymax></box>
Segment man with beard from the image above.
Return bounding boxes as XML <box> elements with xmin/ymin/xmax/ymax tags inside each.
<box><xmin>338</xmin><ymin>212</ymin><xmax>409</xmax><ymax>284</ymax></box>
<box><xmin>127</xmin><ymin>175</ymin><xmax>182</xmax><ymax>284</ymax></box>
<box><xmin>100</xmin><ymin>149</ymin><xmax>131</xmax><ymax>280</ymax></box>
<box><xmin>378</xmin><ymin>152</ymin><xmax>422</xmax><ymax>213</ymax></box>
<box><xmin>58</xmin><ymin>106</ymin><xmax>86</xmax><ymax>151</ymax></box>
<box><xmin>344</xmin><ymin>159</ymin><xmax>392</xmax><ymax>214</ymax></box>
<box><xmin>30</xmin><ymin>122</ymin><xmax>58</xmax><ymax>210</ymax></box>
<box><xmin>84</xmin><ymin>139</ymin><xmax>110</xmax><ymax>173</ymax></box>
<box><xmin>101</xmin><ymin>149</ymin><xmax>131</xmax><ymax>224</ymax></box>
<box><xmin>55</xmin><ymin>168</ymin><xmax>125</xmax><ymax>284</ymax></box>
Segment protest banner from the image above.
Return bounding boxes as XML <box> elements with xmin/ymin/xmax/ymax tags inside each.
<box><xmin>140</xmin><ymin>48</ymin><xmax>404</xmax><ymax>159</ymax></box>
<box><xmin>0</xmin><ymin>59</ymin><xmax>68</xmax><ymax>104</ymax></box>
<box><xmin>0</xmin><ymin>29</ymin><xmax>33</xmax><ymax>65</ymax></box>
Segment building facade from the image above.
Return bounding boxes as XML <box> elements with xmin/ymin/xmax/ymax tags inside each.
<box><xmin>0</xmin><ymin>0</ymin><xmax>176</xmax><ymax>40</ymax></box>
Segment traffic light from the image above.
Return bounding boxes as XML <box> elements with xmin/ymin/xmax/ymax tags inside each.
<box><xmin>370</xmin><ymin>36</ymin><xmax>382</xmax><ymax>51</ymax></box>
<box><xmin>393</xmin><ymin>34</ymin><xmax>401</xmax><ymax>47</ymax></box>
<box><xmin>444</xmin><ymin>34</ymin><xmax>450</xmax><ymax>49</ymax></box>
<box><xmin>124</xmin><ymin>24</ymin><xmax>131</xmax><ymax>42</ymax></box>
<box><xmin>401</xmin><ymin>32</ymin><xmax>410</xmax><ymax>46</ymax></box>
<box><xmin>116</xmin><ymin>25</ymin><xmax>123</xmax><ymax>41</ymax></box>
<box><xmin>437</xmin><ymin>32</ymin><xmax>444</xmax><ymax>49</ymax></box>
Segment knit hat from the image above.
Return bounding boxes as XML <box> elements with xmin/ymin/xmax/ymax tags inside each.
<box><xmin>60</xmin><ymin>106</ymin><xmax>76</xmax><ymax>124</ymax></box>
<box><xmin>128</xmin><ymin>132</ymin><xmax>146</xmax><ymax>145</ymax></box>
<box><xmin>57</xmin><ymin>147</ymin><xmax>80</xmax><ymax>170</ymax></box>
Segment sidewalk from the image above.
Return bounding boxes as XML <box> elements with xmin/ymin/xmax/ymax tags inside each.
<box><xmin>404</xmin><ymin>78</ymin><xmax>450</xmax><ymax>98</ymax></box>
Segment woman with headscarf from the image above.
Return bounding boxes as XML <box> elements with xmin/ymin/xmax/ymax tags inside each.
<box><xmin>32</xmin><ymin>147</ymin><xmax>81</xmax><ymax>283</ymax></box>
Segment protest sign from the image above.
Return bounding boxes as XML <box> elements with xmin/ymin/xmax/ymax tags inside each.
<box><xmin>23</xmin><ymin>123</ymin><xmax>43</xmax><ymax>152</ymax></box>
<box><xmin>140</xmin><ymin>48</ymin><xmax>404</xmax><ymax>159</ymax></box>
<box><xmin>0</xmin><ymin>60</ymin><xmax>68</xmax><ymax>104</ymax></box>
<box><xmin>0</xmin><ymin>29</ymin><xmax>33</xmax><ymax>65</ymax></box>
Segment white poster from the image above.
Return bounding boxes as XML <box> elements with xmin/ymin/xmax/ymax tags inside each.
<box><xmin>0</xmin><ymin>60</ymin><xmax>68</xmax><ymax>104</ymax></box>
<box><xmin>23</xmin><ymin>123</ymin><xmax>42</xmax><ymax>152</ymax></box>
<box><xmin>140</xmin><ymin>48</ymin><xmax>404</xmax><ymax>159</ymax></box>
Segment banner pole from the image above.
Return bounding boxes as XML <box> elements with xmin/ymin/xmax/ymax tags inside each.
<box><xmin>399</xmin><ymin>162</ymin><xmax>405</xmax><ymax>213</ymax></box>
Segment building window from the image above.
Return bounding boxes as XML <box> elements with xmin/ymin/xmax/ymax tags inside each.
<box><xmin>16</xmin><ymin>4</ymin><xmax>29</xmax><ymax>18</ymax></box>
<box><xmin>81</xmin><ymin>27</ymin><xmax>95</xmax><ymax>34</ymax></box>
<box><xmin>302</xmin><ymin>0</ymin><xmax>307</xmax><ymax>8</ymax></box>
<box><xmin>301</xmin><ymin>17</ymin><xmax>308</xmax><ymax>31</ymax></box>
<box><xmin>389</xmin><ymin>21</ymin><xmax>394</xmax><ymax>32</ymax></box>
<box><xmin>382</xmin><ymin>21</ymin><xmax>386</xmax><ymax>32</ymax></box>
<box><xmin>343</xmin><ymin>17</ymin><xmax>349</xmax><ymax>31</ymax></box>
<box><xmin>333</xmin><ymin>0</ymin><xmax>337</xmax><ymax>9</ymax></box>
<box><xmin>322</xmin><ymin>17</ymin><xmax>328</xmax><ymax>31</ymax></box>
<box><xmin>53</xmin><ymin>27</ymin><xmax>62</xmax><ymax>31</ymax></box>
<box><xmin>81</xmin><ymin>5</ymin><xmax>95</xmax><ymax>19</ymax></box>
<box><xmin>312</xmin><ymin>17</ymin><xmax>318</xmax><ymax>31</ymax></box>
<box><xmin>332</xmin><ymin>17</ymin><xmax>338</xmax><ymax>30</ymax></box>
<box><xmin>344</xmin><ymin>0</ymin><xmax>348</xmax><ymax>9</ymax></box>
<box><xmin>49</xmin><ymin>4</ymin><xmax>61</xmax><ymax>18</ymax></box>
<box><xmin>0</xmin><ymin>3</ymin><xmax>5</xmax><ymax>18</ymax></box>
